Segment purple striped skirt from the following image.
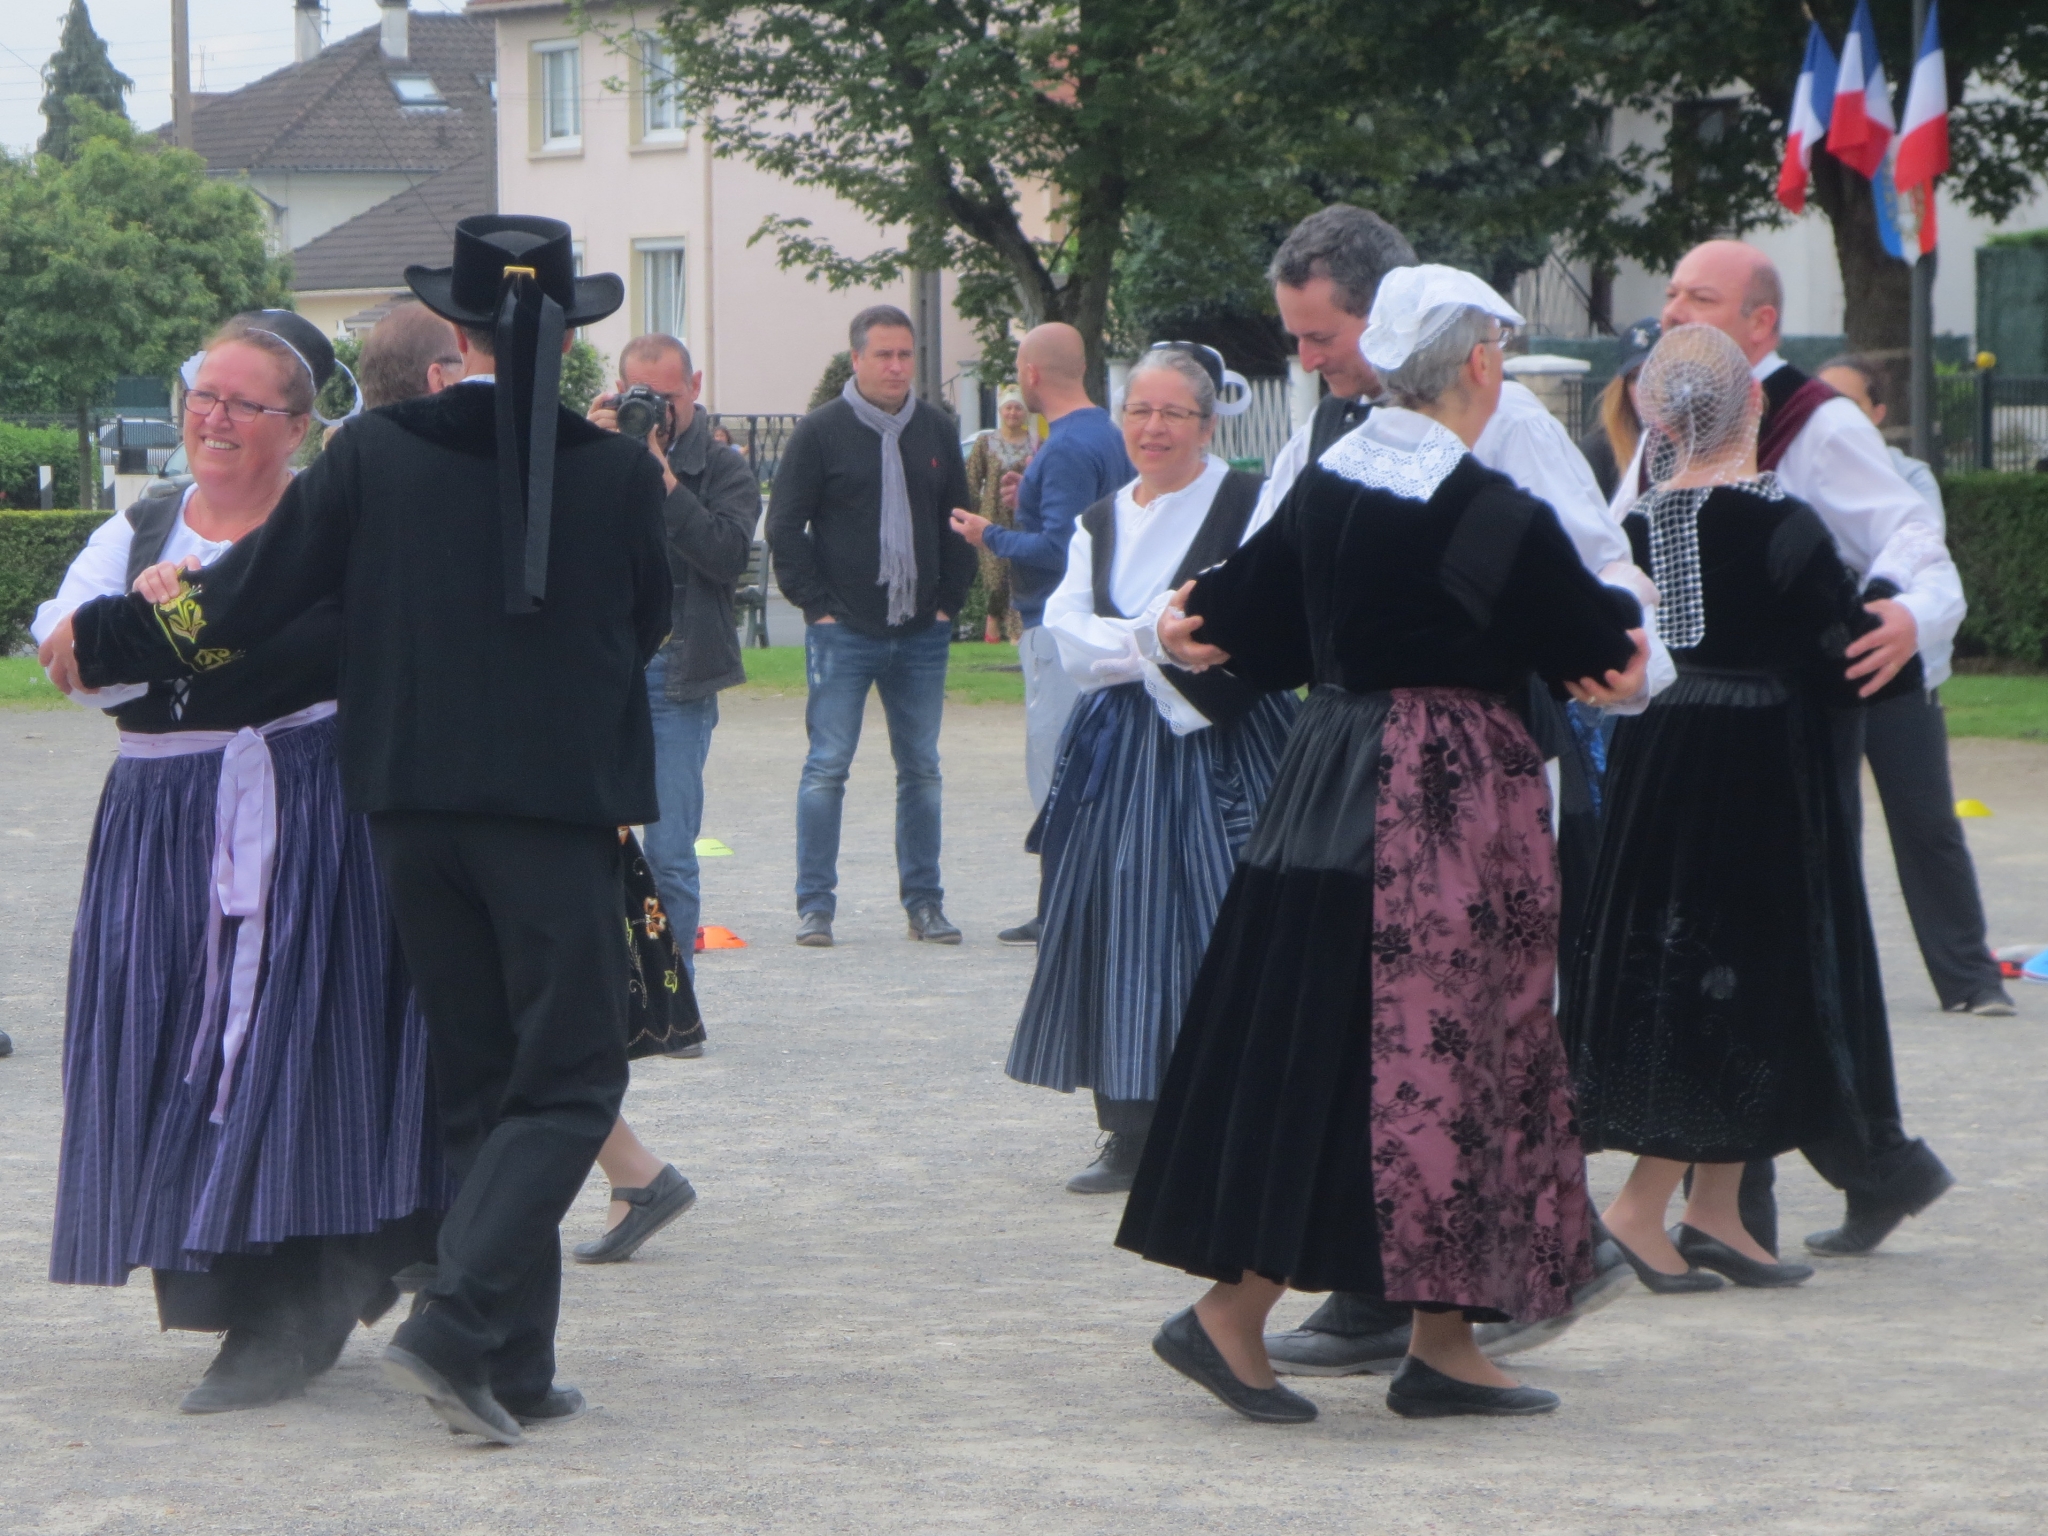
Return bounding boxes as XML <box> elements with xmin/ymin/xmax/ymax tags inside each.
<box><xmin>50</xmin><ymin>713</ymin><xmax>450</xmax><ymax>1285</ymax></box>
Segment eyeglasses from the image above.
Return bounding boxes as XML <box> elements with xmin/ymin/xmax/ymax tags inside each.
<box><xmin>1493</xmin><ymin>323</ymin><xmax>1518</xmax><ymax>350</ymax></box>
<box><xmin>184</xmin><ymin>389</ymin><xmax>303</xmax><ymax>425</ymax></box>
<box><xmin>1120</xmin><ymin>403</ymin><xmax>1207</xmax><ymax>426</ymax></box>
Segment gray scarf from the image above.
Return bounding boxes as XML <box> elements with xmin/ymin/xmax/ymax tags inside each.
<box><xmin>841</xmin><ymin>378</ymin><xmax>919</xmax><ymax>626</ymax></box>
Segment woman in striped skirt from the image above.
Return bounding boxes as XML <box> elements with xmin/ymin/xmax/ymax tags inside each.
<box><xmin>33</xmin><ymin>313</ymin><xmax>446</xmax><ymax>1414</ymax></box>
<box><xmin>1005</xmin><ymin>345</ymin><xmax>1299</xmax><ymax>1193</ymax></box>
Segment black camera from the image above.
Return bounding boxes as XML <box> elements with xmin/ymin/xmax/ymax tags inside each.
<box><xmin>612</xmin><ymin>385</ymin><xmax>672</xmax><ymax>443</ymax></box>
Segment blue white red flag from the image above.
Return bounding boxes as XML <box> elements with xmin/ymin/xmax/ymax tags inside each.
<box><xmin>1827</xmin><ymin>0</ymin><xmax>1895</xmax><ymax>180</ymax></box>
<box><xmin>1776</xmin><ymin>23</ymin><xmax>1838</xmax><ymax>214</ymax></box>
<box><xmin>1894</xmin><ymin>0</ymin><xmax>1949</xmax><ymax>254</ymax></box>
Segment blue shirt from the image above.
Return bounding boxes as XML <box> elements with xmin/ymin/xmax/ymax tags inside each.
<box><xmin>984</xmin><ymin>406</ymin><xmax>1132</xmax><ymax>628</ymax></box>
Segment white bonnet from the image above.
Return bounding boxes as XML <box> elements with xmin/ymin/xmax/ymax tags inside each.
<box><xmin>1361</xmin><ymin>264</ymin><xmax>1524</xmax><ymax>373</ymax></box>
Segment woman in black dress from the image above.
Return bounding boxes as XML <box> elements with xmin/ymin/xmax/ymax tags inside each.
<box><xmin>1565</xmin><ymin>324</ymin><xmax>1920</xmax><ymax>1292</ymax></box>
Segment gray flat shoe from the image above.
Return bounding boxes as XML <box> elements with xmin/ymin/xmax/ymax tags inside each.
<box><xmin>572</xmin><ymin>1165</ymin><xmax>697</xmax><ymax>1264</ymax></box>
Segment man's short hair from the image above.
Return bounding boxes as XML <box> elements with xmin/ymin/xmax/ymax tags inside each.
<box><xmin>620</xmin><ymin>332</ymin><xmax>694</xmax><ymax>378</ymax></box>
<box><xmin>1267</xmin><ymin>205</ymin><xmax>1419</xmax><ymax>318</ymax></box>
<box><xmin>359</xmin><ymin>299</ymin><xmax>463</xmax><ymax>409</ymax></box>
<box><xmin>1821</xmin><ymin>353</ymin><xmax>1885</xmax><ymax>407</ymax></box>
<box><xmin>459</xmin><ymin>322</ymin><xmax>494</xmax><ymax>356</ymax></box>
<box><xmin>850</xmin><ymin>304</ymin><xmax>915</xmax><ymax>354</ymax></box>
<box><xmin>1742</xmin><ymin>260</ymin><xmax>1784</xmax><ymax>322</ymax></box>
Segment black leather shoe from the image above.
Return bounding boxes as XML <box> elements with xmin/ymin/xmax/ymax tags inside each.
<box><xmin>572</xmin><ymin>1165</ymin><xmax>697</xmax><ymax>1264</ymax></box>
<box><xmin>1805</xmin><ymin>1160</ymin><xmax>1956</xmax><ymax>1256</ymax></box>
<box><xmin>1672</xmin><ymin>1224</ymin><xmax>1813</xmax><ymax>1287</ymax></box>
<box><xmin>997</xmin><ymin>917</ymin><xmax>1040</xmax><ymax>945</ymax></box>
<box><xmin>179</xmin><ymin>1328</ymin><xmax>309</xmax><ymax>1414</ymax></box>
<box><xmin>1066</xmin><ymin>1132</ymin><xmax>1145</xmax><ymax>1194</ymax></box>
<box><xmin>1609</xmin><ymin>1231</ymin><xmax>1726</xmax><ymax>1294</ymax></box>
<box><xmin>1385</xmin><ymin>1356</ymin><xmax>1559</xmax><ymax>1418</ymax></box>
<box><xmin>1474</xmin><ymin>1231</ymin><xmax>1637</xmax><ymax>1358</ymax></box>
<box><xmin>381</xmin><ymin>1344</ymin><xmax>522</xmax><ymax>1445</ymax></box>
<box><xmin>907</xmin><ymin>902</ymin><xmax>962</xmax><ymax>944</ymax></box>
<box><xmin>1152</xmin><ymin>1307</ymin><xmax>1317</xmax><ymax>1424</ymax></box>
<box><xmin>500</xmin><ymin>1386</ymin><xmax>587</xmax><ymax>1427</ymax></box>
<box><xmin>795</xmin><ymin>912</ymin><xmax>833</xmax><ymax>947</ymax></box>
<box><xmin>1265</xmin><ymin>1322</ymin><xmax>1410</xmax><ymax>1376</ymax></box>
<box><xmin>0</xmin><ymin>1030</ymin><xmax>12</xmax><ymax>1057</ymax></box>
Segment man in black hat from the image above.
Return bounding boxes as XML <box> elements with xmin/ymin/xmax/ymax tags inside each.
<box><xmin>49</xmin><ymin>215</ymin><xmax>671</xmax><ymax>1445</ymax></box>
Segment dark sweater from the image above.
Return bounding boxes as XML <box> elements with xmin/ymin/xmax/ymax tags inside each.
<box><xmin>71</xmin><ymin>382</ymin><xmax>672</xmax><ymax>827</ymax></box>
<box><xmin>658</xmin><ymin>407</ymin><xmax>760</xmax><ymax>701</ymax></box>
<box><xmin>766</xmin><ymin>395</ymin><xmax>977</xmax><ymax>636</ymax></box>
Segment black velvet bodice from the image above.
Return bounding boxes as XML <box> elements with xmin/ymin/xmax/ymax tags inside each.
<box><xmin>1188</xmin><ymin>455</ymin><xmax>1640</xmax><ymax>699</ymax></box>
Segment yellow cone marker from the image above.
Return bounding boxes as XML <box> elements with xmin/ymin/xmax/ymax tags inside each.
<box><xmin>1955</xmin><ymin>799</ymin><xmax>1992</xmax><ymax>818</ymax></box>
<box><xmin>695</xmin><ymin>837</ymin><xmax>734</xmax><ymax>856</ymax></box>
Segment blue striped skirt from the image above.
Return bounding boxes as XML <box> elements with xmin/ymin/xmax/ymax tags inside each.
<box><xmin>50</xmin><ymin>715</ymin><xmax>449</xmax><ymax>1285</ymax></box>
<box><xmin>1007</xmin><ymin>683</ymin><xmax>1299</xmax><ymax>1103</ymax></box>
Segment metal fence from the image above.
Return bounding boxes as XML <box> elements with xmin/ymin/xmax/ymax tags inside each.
<box><xmin>1211</xmin><ymin>377</ymin><xmax>1296</xmax><ymax>471</ymax></box>
<box><xmin>710</xmin><ymin>413</ymin><xmax>805</xmax><ymax>487</ymax></box>
<box><xmin>1935</xmin><ymin>372</ymin><xmax>2048</xmax><ymax>473</ymax></box>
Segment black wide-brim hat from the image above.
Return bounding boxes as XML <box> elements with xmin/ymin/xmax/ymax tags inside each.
<box><xmin>405</xmin><ymin>214</ymin><xmax>622</xmax><ymax>328</ymax></box>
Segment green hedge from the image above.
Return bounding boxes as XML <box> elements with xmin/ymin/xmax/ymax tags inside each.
<box><xmin>0</xmin><ymin>510</ymin><xmax>103</xmax><ymax>655</ymax></box>
<box><xmin>1944</xmin><ymin>472</ymin><xmax>2048</xmax><ymax>667</ymax></box>
<box><xmin>0</xmin><ymin>423</ymin><xmax>83</xmax><ymax>510</ymax></box>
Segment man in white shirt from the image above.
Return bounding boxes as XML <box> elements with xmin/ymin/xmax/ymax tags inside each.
<box><xmin>1254</xmin><ymin>206</ymin><xmax>1642</xmax><ymax>1380</ymax></box>
<box><xmin>1614</xmin><ymin>239</ymin><xmax>1968</xmax><ymax>1262</ymax></box>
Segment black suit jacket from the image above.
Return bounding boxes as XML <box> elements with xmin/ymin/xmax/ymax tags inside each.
<box><xmin>73</xmin><ymin>383</ymin><xmax>672</xmax><ymax>827</ymax></box>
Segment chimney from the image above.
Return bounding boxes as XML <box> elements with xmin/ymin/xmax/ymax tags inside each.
<box><xmin>294</xmin><ymin>0</ymin><xmax>323</xmax><ymax>63</ymax></box>
<box><xmin>379</xmin><ymin>0</ymin><xmax>410</xmax><ymax>61</ymax></box>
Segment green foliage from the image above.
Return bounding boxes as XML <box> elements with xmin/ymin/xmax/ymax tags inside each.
<box><xmin>0</xmin><ymin>424</ymin><xmax>82</xmax><ymax>508</ymax></box>
<box><xmin>561</xmin><ymin>337</ymin><xmax>608</xmax><ymax>417</ymax></box>
<box><xmin>0</xmin><ymin>509</ymin><xmax>102</xmax><ymax>655</ymax></box>
<box><xmin>739</xmin><ymin>642</ymin><xmax>1022</xmax><ymax>704</ymax></box>
<box><xmin>0</xmin><ymin>103</ymin><xmax>290</xmax><ymax>503</ymax></box>
<box><xmin>316</xmin><ymin>333</ymin><xmax>364</xmax><ymax>424</ymax></box>
<box><xmin>0</xmin><ymin>653</ymin><xmax>67</xmax><ymax>707</ymax></box>
<box><xmin>1944</xmin><ymin>473</ymin><xmax>2048</xmax><ymax>666</ymax></box>
<box><xmin>807</xmin><ymin>352</ymin><xmax>851</xmax><ymax>411</ymax></box>
<box><xmin>37</xmin><ymin>1</ymin><xmax>132</xmax><ymax>162</ymax></box>
<box><xmin>1941</xmin><ymin>673</ymin><xmax>2048</xmax><ymax>742</ymax></box>
<box><xmin>1987</xmin><ymin>228</ymin><xmax>2048</xmax><ymax>249</ymax></box>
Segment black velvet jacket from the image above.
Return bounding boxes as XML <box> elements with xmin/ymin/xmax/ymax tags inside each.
<box><xmin>1190</xmin><ymin>456</ymin><xmax>1642</xmax><ymax>699</ymax></box>
<box><xmin>72</xmin><ymin>383</ymin><xmax>672</xmax><ymax>827</ymax></box>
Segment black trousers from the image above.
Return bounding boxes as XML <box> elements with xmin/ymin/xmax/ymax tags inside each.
<box><xmin>1093</xmin><ymin>1093</ymin><xmax>1155</xmax><ymax>1137</ymax></box>
<box><xmin>1864</xmin><ymin>688</ymin><xmax>2002</xmax><ymax>1007</ymax></box>
<box><xmin>370</xmin><ymin>812</ymin><xmax>629</xmax><ymax>1406</ymax></box>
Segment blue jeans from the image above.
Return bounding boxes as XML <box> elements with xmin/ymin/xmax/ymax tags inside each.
<box><xmin>643</xmin><ymin>654</ymin><xmax>719</xmax><ymax>976</ymax></box>
<box><xmin>796</xmin><ymin>618</ymin><xmax>949</xmax><ymax>916</ymax></box>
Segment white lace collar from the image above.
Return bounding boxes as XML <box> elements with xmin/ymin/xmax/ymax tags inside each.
<box><xmin>1316</xmin><ymin>406</ymin><xmax>1467</xmax><ymax>501</ymax></box>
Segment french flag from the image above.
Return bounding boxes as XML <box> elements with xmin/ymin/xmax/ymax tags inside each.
<box><xmin>1827</xmin><ymin>0</ymin><xmax>1895</xmax><ymax>180</ymax></box>
<box><xmin>1776</xmin><ymin>23</ymin><xmax>1838</xmax><ymax>214</ymax></box>
<box><xmin>1894</xmin><ymin>1</ymin><xmax>1950</xmax><ymax>253</ymax></box>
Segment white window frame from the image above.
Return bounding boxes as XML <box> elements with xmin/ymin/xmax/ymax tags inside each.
<box><xmin>638</xmin><ymin>33</ymin><xmax>686</xmax><ymax>142</ymax></box>
<box><xmin>636</xmin><ymin>239</ymin><xmax>687</xmax><ymax>340</ymax></box>
<box><xmin>535</xmin><ymin>41</ymin><xmax>582</xmax><ymax>151</ymax></box>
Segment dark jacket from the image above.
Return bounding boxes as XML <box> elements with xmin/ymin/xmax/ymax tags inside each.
<box><xmin>658</xmin><ymin>408</ymin><xmax>758</xmax><ymax>701</ymax></box>
<box><xmin>766</xmin><ymin>395</ymin><xmax>976</xmax><ymax>637</ymax></box>
<box><xmin>72</xmin><ymin>381</ymin><xmax>672</xmax><ymax>827</ymax></box>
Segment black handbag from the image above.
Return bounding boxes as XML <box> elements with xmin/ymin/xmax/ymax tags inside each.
<box><xmin>619</xmin><ymin>828</ymin><xmax>707</xmax><ymax>1059</ymax></box>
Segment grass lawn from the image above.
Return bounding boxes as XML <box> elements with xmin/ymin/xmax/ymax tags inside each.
<box><xmin>1941</xmin><ymin>672</ymin><xmax>2048</xmax><ymax>742</ymax></box>
<box><xmin>0</xmin><ymin>654</ymin><xmax>64</xmax><ymax>710</ymax></box>
<box><xmin>739</xmin><ymin>642</ymin><xmax>1024</xmax><ymax>705</ymax></box>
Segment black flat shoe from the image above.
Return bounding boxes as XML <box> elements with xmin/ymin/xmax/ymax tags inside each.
<box><xmin>1153</xmin><ymin>1307</ymin><xmax>1318</xmax><ymax>1424</ymax></box>
<box><xmin>179</xmin><ymin>1328</ymin><xmax>309</xmax><ymax>1414</ymax></box>
<box><xmin>381</xmin><ymin>1344</ymin><xmax>522</xmax><ymax>1445</ymax></box>
<box><xmin>499</xmin><ymin>1386</ymin><xmax>587</xmax><ymax>1427</ymax></box>
<box><xmin>1673</xmin><ymin>1225</ymin><xmax>1813</xmax><ymax>1287</ymax></box>
<box><xmin>1385</xmin><ymin>1357</ymin><xmax>1559</xmax><ymax>1418</ymax></box>
<box><xmin>1805</xmin><ymin>1162</ymin><xmax>1956</xmax><ymax>1256</ymax></box>
<box><xmin>1609</xmin><ymin>1231</ymin><xmax>1725</xmax><ymax>1294</ymax></box>
<box><xmin>572</xmin><ymin>1165</ymin><xmax>697</xmax><ymax>1264</ymax></box>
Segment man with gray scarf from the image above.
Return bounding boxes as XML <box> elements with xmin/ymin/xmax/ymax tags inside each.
<box><xmin>768</xmin><ymin>304</ymin><xmax>977</xmax><ymax>946</ymax></box>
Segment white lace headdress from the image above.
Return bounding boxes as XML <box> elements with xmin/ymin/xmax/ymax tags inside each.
<box><xmin>1636</xmin><ymin>323</ymin><xmax>1776</xmax><ymax>648</ymax></box>
<box><xmin>1360</xmin><ymin>264</ymin><xmax>1524</xmax><ymax>373</ymax></box>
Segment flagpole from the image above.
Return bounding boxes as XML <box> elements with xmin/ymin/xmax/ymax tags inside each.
<box><xmin>1909</xmin><ymin>0</ymin><xmax>1934</xmax><ymax>463</ymax></box>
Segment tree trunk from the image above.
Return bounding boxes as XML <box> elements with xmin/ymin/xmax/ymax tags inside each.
<box><xmin>1811</xmin><ymin>148</ymin><xmax>1912</xmax><ymax>440</ymax></box>
<box><xmin>74</xmin><ymin>397</ymin><xmax>97</xmax><ymax>512</ymax></box>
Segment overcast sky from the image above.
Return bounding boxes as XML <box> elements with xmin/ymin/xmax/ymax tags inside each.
<box><xmin>1</xmin><ymin>0</ymin><xmax>473</xmax><ymax>156</ymax></box>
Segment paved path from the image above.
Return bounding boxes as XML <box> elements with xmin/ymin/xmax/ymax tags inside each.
<box><xmin>1</xmin><ymin>697</ymin><xmax>2044</xmax><ymax>1535</ymax></box>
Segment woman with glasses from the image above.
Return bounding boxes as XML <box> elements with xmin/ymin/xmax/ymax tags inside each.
<box><xmin>1004</xmin><ymin>344</ymin><xmax>1299</xmax><ymax>1195</ymax></box>
<box><xmin>32</xmin><ymin>312</ymin><xmax>446</xmax><ymax>1415</ymax></box>
<box><xmin>1118</xmin><ymin>268</ymin><xmax>1647</xmax><ymax>1425</ymax></box>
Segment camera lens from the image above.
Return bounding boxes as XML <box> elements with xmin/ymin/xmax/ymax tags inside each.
<box><xmin>616</xmin><ymin>390</ymin><xmax>661</xmax><ymax>441</ymax></box>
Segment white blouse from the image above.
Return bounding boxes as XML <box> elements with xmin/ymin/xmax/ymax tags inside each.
<box><xmin>32</xmin><ymin>486</ymin><xmax>235</xmax><ymax>710</ymax></box>
<box><xmin>1043</xmin><ymin>454</ymin><xmax>1250</xmax><ymax>736</ymax></box>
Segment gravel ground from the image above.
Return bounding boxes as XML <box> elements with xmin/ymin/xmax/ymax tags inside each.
<box><xmin>1</xmin><ymin>696</ymin><xmax>2044</xmax><ymax>1536</ymax></box>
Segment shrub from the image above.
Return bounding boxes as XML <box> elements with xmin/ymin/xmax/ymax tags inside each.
<box><xmin>0</xmin><ymin>423</ymin><xmax>82</xmax><ymax>509</ymax></box>
<box><xmin>1943</xmin><ymin>472</ymin><xmax>2048</xmax><ymax>666</ymax></box>
<box><xmin>0</xmin><ymin>509</ymin><xmax>104</xmax><ymax>654</ymax></box>
<box><xmin>808</xmin><ymin>351</ymin><xmax>852</xmax><ymax>410</ymax></box>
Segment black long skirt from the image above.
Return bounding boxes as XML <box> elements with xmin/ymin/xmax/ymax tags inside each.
<box><xmin>1564</xmin><ymin>668</ymin><xmax>1902</xmax><ymax>1164</ymax></box>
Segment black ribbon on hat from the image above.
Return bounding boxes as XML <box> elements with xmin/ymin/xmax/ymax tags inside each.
<box><xmin>492</xmin><ymin>267</ymin><xmax>566</xmax><ymax>614</ymax></box>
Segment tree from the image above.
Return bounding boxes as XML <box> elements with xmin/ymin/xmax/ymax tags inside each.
<box><xmin>628</xmin><ymin>0</ymin><xmax>1291</xmax><ymax>397</ymax></box>
<box><xmin>37</xmin><ymin>0</ymin><xmax>132</xmax><ymax>163</ymax></box>
<box><xmin>0</xmin><ymin>104</ymin><xmax>290</xmax><ymax>507</ymax></box>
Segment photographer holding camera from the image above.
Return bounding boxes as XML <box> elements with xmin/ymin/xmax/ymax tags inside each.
<box><xmin>589</xmin><ymin>335</ymin><xmax>757</xmax><ymax>961</ymax></box>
